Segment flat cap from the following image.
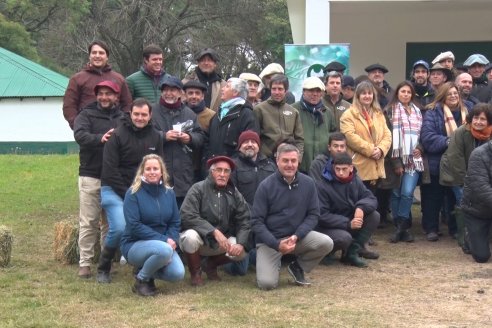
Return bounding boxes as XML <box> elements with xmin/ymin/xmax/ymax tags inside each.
<box><xmin>365</xmin><ymin>63</ymin><xmax>388</xmax><ymax>74</ymax></box>
<box><xmin>302</xmin><ymin>76</ymin><xmax>325</xmax><ymax>91</ymax></box>
<box><xmin>259</xmin><ymin>63</ymin><xmax>284</xmax><ymax>79</ymax></box>
<box><xmin>183</xmin><ymin>80</ymin><xmax>208</xmax><ymax>92</ymax></box>
<box><xmin>239</xmin><ymin>73</ymin><xmax>262</xmax><ymax>84</ymax></box>
<box><xmin>323</xmin><ymin>61</ymin><xmax>346</xmax><ymax>73</ymax></box>
<box><xmin>207</xmin><ymin>155</ymin><xmax>235</xmax><ymax>170</ymax></box>
<box><xmin>432</xmin><ymin>51</ymin><xmax>455</xmax><ymax>65</ymax></box>
<box><xmin>94</xmin><ymin>80</ymin><xmax>120</xmax><ymax>95</ymax></box>
<box><xmin>342</xmin><ymin>75</ymin><xmax>355</xmax><ymax>88</ymax></box>
<box><xmin>195</xmin><ymin>48</ymin><xmax>219</xmax><ymax>62</ymax></box>
<box><xmin>159</xmin><ymin>76</ymin><xmax>183</xmax><ymax>90</ymax></box>
<box><xmin>464</xmin><ymin>54</ymin><xmax>490</xmax><ymax>67</ymax></box>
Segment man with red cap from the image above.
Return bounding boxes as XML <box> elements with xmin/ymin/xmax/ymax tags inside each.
<box><xmin>73</xmin><ymin>80</ymin><xmax>125</xmax><ymax>279</ymax></box>
<box><xmin>179</xmin><ymin>155</ymin><xmax>251</xmax><ymax>286</ymax></box>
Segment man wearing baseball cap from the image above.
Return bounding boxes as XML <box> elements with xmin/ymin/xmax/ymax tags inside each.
<box><xmin>464</xmin><ymin>54</ymin><xmax>492</xmax><ymax>103</ymax></box>
<box><xmin>151</xmin><ymin>75</ymin><xmax>205</xmax><ymax>208</ymax></box>
<box><xmin>73</xmin><ymin>80</ymin><xmax>125</xmax><ymax>279</ymax></box>
<box><xmin>182</xmin><ymin>48</ymin><xmax>225</xmax><ymax>112</ymax></box>
<box><xmin>292</xmin><ymin>76</ymin><xmax>336</xmax><ymax>173</ymax></box>
<box><xmin>410</xmin><ymin>60</ymin><xmax>435</xmax><ymax>112</ymax></box>
<box><xmin>180</xmin><ymin>155</ymin><xmax>251</xmax><ymax>286</ymax></box>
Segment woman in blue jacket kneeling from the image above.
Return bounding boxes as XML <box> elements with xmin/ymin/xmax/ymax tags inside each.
<box><xmin>120</xmin><ymin>154</ymin><xmax>185</xmax><ymax>296</ymax></box>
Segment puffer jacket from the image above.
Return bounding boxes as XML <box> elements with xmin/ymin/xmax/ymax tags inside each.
<box><xmin>180</xmin><ymin>175</ymin><xmax>251</xmax><ymax>249</ymax></box>
<box><xmin>126</xmin><ymin>67</ymin><xmax>170</xmax><ymax>103</ymax></box>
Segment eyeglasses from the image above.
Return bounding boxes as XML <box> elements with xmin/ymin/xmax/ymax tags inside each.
<box><xmin>212</xmin><ymin>168</ymin><xmax>231</xmax><ymax>175</ymax></box>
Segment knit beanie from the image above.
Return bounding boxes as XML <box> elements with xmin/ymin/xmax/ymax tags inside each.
<box><xmin>238</xmin><ymin>130</ymin><xmax>260</xmax><ymax>148</ymax></box>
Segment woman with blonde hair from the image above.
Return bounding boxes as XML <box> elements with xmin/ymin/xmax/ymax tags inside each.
<box><xmin>420</xmin><ymin>82</ymin><xmax>471</xmax><ymax>241</ymax></box>
<box><xmin>120</xmin><ymin>154</ymin><xmax>184</xmax><ymax>296</ymax></box>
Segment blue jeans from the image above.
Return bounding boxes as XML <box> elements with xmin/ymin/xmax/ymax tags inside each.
<box><xmin>223</xmin><ymin>254</ymin><xmax>250</xmax><ymax>276</ymax></box>
<box><xmin>452</xmin><ymin>186</ymin><xmax>463</xmax><ymax>206</ymax></box>
<box><xmin>127</xmin><ymin>240</ymin><xmax>185</xmax><ymax>282</ymax></box>
<box><xmin>391</xmin><ymin>171</ymin><xmax>420</xmax><ymax>221</ymax></box>
<box><xmin>100</xmin><ymin>186</ymin><xmax>125</xmax><ymax>248</ymax></box>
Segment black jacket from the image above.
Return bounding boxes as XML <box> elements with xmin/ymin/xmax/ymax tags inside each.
<box><xmin>101</xmin><ymin>114</ymin><xmax>164</xmax><ymax>199</ymax></box>
<box><xmin>73</xmin><ymin>102</ymin><xmax>124</xmax><ymax>178</ymax></box>
<box><xmin>205</xmin><ymin>102</ymin><xmax>258</xmax><ymax>159</ymax></box>
<box><xmin>151</xmin><ymin>102</ymin><xmax>205</xmax><ymax>197</ymax></box>
<box><xmin>315</xmin><ymin>165</ymin><xmax>377</xmax><ymax>231</ymax></box>
<box><xmin>461</xmin><ymin>141</ymin><xmax>492</xmax><ymax>220</ymax></box>
<box><xmin>231</xmin><ymin>153</ymin><xmax>276</xmax><ymax>205</ymax></box>
<box><xmin>471</xmin><ymin>76</ymin><xmax>492</xmax><ymax>103</ymax></box>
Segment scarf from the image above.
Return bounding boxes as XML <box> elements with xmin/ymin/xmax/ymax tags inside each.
<box><xmin>443</xmin><ymin>104</ymin><xmax>467</xmax><ymax>137</ymax></box>
<box><xmin>335</xmin><ymin>171</ymin><xmax>354</xmax><ymax>184</ymax></box>
<box><xmin>196</xmin><ymin>68</ymin><xmax>222</xmax><ymax>107</ymax></box>
<box><xmin>160</xmin><ymin>98</ymin><xmax>182</xmax><ymax>110</ymax></box>
<box><xmin>188</xmin><ymin>100</ymin><xmax>206</xmax><ymax>114</ymax></box>
<box><xmin>218</xmin><ymin>97</ymin><xmax>245</xmax><ymax>120</ymax></box>
<box><xmin>360</xmin><ymin>107</ymin><xmax>377</xmax><ymax>142</ymax></box>
<box><xmin>471</xmin><ymin>125</ymin><xmax>492</xmax><ymax>141</ymax></box>
<box><xmin>300</xmin><ymin>96</ymin><xmax>324</xmax><ymax>126</ymax></box>
<box><xmin>391</xmin><ymin>102</ymin><xmax>423</xmax><ymax>172</ymax></box>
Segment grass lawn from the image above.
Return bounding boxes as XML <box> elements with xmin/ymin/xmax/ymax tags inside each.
<box><xmin>0</xmin><ymin>155</ymin><xmax>491</xmax><ymax>328</ymax></box>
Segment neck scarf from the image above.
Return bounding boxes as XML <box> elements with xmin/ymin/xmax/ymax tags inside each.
<box><xmin>300</xmin><ymin>96</ymin><xmax>324</xmax><ymax>126</ymax></box>
<box><xmin>360</xmin><ymin>107</ymin><xmax>376</xmax><ymax>141</ymax></box>
<box><xmin>335</xmin><ymin>171</ymin><xmax>354</xmax><ymax>184</ymax></box>
<box><xmin>160</xmin><ymin>98</ymin><xmax>182</xmax><ymax>110</ymax></box>
<box><xmin>391</xmin><ymin>102</ymin><xmax>423</xmax><ymax>172</ymax></box>
<box><xmin>219</xmin><ymin>97</ymin><xmax>245</xmax><ymax>120</ymax></box>
<box><xmin>471</xmin><ymin>125</ymin><xmax>492</xmax><ymax>141</ymax></box>
<box><xmin>188</xmin><ymin>100</ymin><xmax>206</xmax><ymax>114</ymax></box>
<box><xmin>443</xmin><ymin>104</ymin><xmax>467</xmax><ymax>137</ymax></box>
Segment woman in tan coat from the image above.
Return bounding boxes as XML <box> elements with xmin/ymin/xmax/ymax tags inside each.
<box><xmin>340</xmin><ymin>81</ymin><xmax>392</xmax><ymax>191</ymax></box>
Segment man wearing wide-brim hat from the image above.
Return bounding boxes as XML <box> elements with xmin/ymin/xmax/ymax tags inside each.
<box><xmin>464</xmin><ymin>54</ymin><xmax>492</xmax><ymax>103</ymax></box>
<box><xmin>429</xmin><ymin>63</ymin><xmax>453</xmax><ymax>91</ymax></box>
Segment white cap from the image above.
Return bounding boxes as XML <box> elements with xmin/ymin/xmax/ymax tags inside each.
<box><xmin>432</xmin><ymin>51</ymin><xmax>455</xmax><ymax>65</ymax></box>
<box><xmin>302</xmin><ymin>76</ymin><xmax>325</xmax><ymax>91</ymax></box>
<box><xmin>259</xmin><ymin>63</ymin><xmax>284</xmax><ymax>79</ymax></box>
<box><xmin>239</xmin><ymin>72</ymin><xmax>262</xmax><ymax>84</ymax></box>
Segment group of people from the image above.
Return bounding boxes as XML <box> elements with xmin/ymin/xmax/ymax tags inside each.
<box><xmin>65</xmin><ymin>40</ymin><xmax>492</xmax><ymax>297</ymax></box>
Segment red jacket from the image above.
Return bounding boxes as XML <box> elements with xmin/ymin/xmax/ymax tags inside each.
<box><xmin>62</xmin><ymin>64</ymin><xmax>132</xmax><ymax>129</ymax></box>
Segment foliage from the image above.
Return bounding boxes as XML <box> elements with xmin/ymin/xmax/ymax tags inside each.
<box><xmin>0</xmin><ymin>13</ymin><xmax>39</xmax><ymax>61</ymax></box>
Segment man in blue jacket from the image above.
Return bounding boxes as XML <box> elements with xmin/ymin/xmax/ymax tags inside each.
<box><xmin>251</xmin><ymin>143</ymin><xmax>333</xmax><ymax>289</ymax></box>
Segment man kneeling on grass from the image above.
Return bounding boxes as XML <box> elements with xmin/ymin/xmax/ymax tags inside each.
<box><xmin>251</xmin><ymin>143</ymin><xmax>333</xmax><ymax>290</ymax></box>
<box><xmin>315</xmin><ymin>152</ymin><xmax>380</xmax><ymax>267</ymax></box>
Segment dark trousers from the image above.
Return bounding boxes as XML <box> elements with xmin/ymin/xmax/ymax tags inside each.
<box><xmin>464</xmin><ymin>212</ymin><xmax>492</xmax><ymax>263</ymax></box>
<box><xmin>421</xmin><ymin>174</ymin><xmax>456</xmax><ymax>235</ymax></box>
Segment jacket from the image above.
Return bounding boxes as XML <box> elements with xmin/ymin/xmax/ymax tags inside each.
<box><xmin>253</xmin><ymin>99</ymin><xmax>304</xmax><ymax>158</ymax></box>
<box><xmin>151</xmin><ymin>102</ymin><xmax>205</xmax><ymax>197</ymax></box>
<box><xmin>440</xmin><ymin>124</ymin><xmax>490</xmax><ymax>186</ymax></box>
<box><xmin>315</xmin><ymin>165</ymin><xmax>377</xmax><ymax>231</ymax></box>
<box><xmin>126</xmin><ymin>67</ymin><xmax>170</xmax><ymax>103</ymax></box>
<box><xmin>292</xmin><ymin>101</ymin><xmax>336</xmax><ymax>174</ymax></box>
<box><xmin>73</xmin><ymin>102</ymin><xmax>124</xmax><ymax>178</ymax></box>
<box><xmin>321</xmin><ymin>94</ymin><xmax>351</xmax><ymax>131</ymax></box>
<box><xmin>183</xmin><ymin>69</ymin><xmax>225</xmax><ymax>112</ymax></box>
<box><xmin>180</xmin><ymin>175</ymin><xmax>251</xmax><ymax>249</ymax></box>
<box><xmin>100</xmin><ymin>114</ymin><xmax>164</xmax><ymax>199</ymax></box>
<box><xmin>471</xmin><ymin>76</ymin><xmax>492</xmax><ymax>103</ymax></box>
<box><xmin>205</xmin><ymin>102</ymin><xmax>258</xmax><ymax>159</ymax></box>
<box><xmin>309</xmin><ymin>153</ymin><xmax>330</xmax><ymax>183</ymax></box>
<box><xmin>412</xmin><ymin>83</ymin><xmax>435</xmax><ymax>115</ymax></box>
<box><xmin>120</xmin><ymin>183</ymin><xmax>180</xmax><ymax>259</ymax></box>
<box><xmin>339</xmin><ymin>106</ymin><xmax>392</xmax><ymax>181</ymax></box>
<box><xmin>461</xmin><ymin>141</ymin><xmax>492</xmax><ymax>220</ymax></box>
<box><xmin>63</xmin><ymin>64</ymin><xmax>132</xmax><ymax>129</ymax></box>
<box><xmin>231</xmin><ymin>152</ymin><xmax>276</xmax><ymax>205</ymax></box>
<box><xmin>251</xmin><ymin>171</ymin><xmax>319</xmax><ymax>251</ymax></box>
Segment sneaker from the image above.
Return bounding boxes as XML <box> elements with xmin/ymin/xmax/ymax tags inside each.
<box><xmin>287</xmin><ymin>261</ymin><xmax>311</xmax><ymax>286</ymax></box>
<box><xmin>426</xmin><ymin>232</ymin><xmax>439</xmax><ymax>242</ymax></box>
<box><xmin>78</xmin><ymin>266</ymin><xmax>91</xmax><ymax>279</ymax></box>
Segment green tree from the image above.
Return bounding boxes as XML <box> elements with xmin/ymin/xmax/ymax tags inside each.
<box><xmin>0</xmin><ymin>13</ymin><xmax>39</xmax><ymax>60</ymax></box>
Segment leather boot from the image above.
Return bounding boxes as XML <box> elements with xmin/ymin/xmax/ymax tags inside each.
<box><xmin>400</xmin><ymin>219</ymin><xmax>414</xmax><ymax>242</ymax></box>
<box><xmin>184</xmin><ymin>251</ymin><xmax>203</xmax><ymax>286</ymax></box>
<box><xmin>132</xmin><ymin>278</ymin><xmax>156</xmax><ymax>297</ymax></box>
<box><xmin>96</xmin><ymin>246</ymin><xmax>116</xmax><ymax>283</ymax></box>
<box><xmin>341</xmin><ymin>242</ymin><xmax>367</xmax><ymax>268</ymax></box>
<box><xmin>204</xmin><ymin>254</ymin><xmax>232</xmax><ymax>281</ymax></box>
<box><xmin>355</xmin><ymin>227</ymin><xmax>379</xmax><ymax>260</ymax></box>
<box><xmin>389</xmin><ymin>217</ymin><xmax>403</xmax><ymax>243</ymax></box>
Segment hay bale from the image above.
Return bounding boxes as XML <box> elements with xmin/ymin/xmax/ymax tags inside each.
<box><xmin>53</xmin><ymin>220</ymin><xmax>79</xmax><ymax>264</ymax></box>
<box><xmin>0</xmin><ymin>226</ymin><xmax>14</xmax><ymax>267</ymax></box>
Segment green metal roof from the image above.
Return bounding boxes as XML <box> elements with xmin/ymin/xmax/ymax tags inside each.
<box><xmin>0</xmin><ymin>47</ymin><xmax>69</xmax><ymax>98</ymax></box>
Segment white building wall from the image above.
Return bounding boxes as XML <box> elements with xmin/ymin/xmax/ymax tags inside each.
<box><xmin>0</xmin><ymin>98</ymin><xmax>74</xmax><ymax>142</ymax></box>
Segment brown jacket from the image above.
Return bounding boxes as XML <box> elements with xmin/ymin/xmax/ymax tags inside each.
<box><xmin>340</xmin><ymin>106</ymin><xmax>392</xmax><ymax>181</ymax></box>
<box><xmin>62</xmin><ymin>64</ymin><xmax>132</xmax><ymax>129</ymax></box>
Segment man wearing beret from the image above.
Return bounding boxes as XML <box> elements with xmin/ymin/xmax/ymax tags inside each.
<box><xmin>73</xmin><ymin>81</ymin><xmax>125</xmax><ymax>279</ymax></box>
<box><xmin>183</xmin><ymin>48</ymin><xmax>226</xmax><ymax>112</ymax></box>
<box><xmin>365</xmin><ymin>63</ymin><xmax>392</xmax><ymax>108</ymax></box>
<box><xmin>292</xmin><ymin>76</ymin><xmax>336</xmax><ymax>173</ymax></box>
<box><xmin>151</xmin><ymin>76</ymin><xmax>205</xmax><ymax>208</ymax></box>
<box><xmin>180</xmin><ymin>156</ymin><xmax>251</xmax><ymax>286</ymax></box>
<box><xmin>464</xmin><ymin>54</ymin><xmax>492</xmax><ymax>103</ymax></box>
<box><xmin>323</xmin><ymin>61</ymin><xmax>346</xmax><ymax>75</ymax></box>
<box><xmin>126</xmin><ymin>44</ymin><xmax>171</xmax><ymax>103</ymax></box>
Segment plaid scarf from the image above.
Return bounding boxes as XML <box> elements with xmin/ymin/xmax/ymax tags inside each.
<box><xmin>391</xmin><ymin>102</ymin><xmax>423</xmax><ymax>172</ymax></box>
<box><xmin>443</xmin><ymin>104</ymin><xmax>467</xmax><ymax>137</ymax></box>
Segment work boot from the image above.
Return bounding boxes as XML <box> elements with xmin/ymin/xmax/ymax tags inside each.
<box><xmin>184</xmin><ymin>251</ymin><xmax>203</xmax><ymax>286</ymax></box>
<box><xmin>203</xmin><ymin>254</ymin><xmax>232</xmax><ymax>281</ymax></box>
<box><xmin>341</xmin><ymin>243</ymin><xmax>367</xmax><ymax>268</ymax></box>
<box><xmin>287</xmin><ymin>260</ymin><xmax>311</xmax><ymax>286</ymax></box>
<box><xmin>78</xmin><ymin>266</ymin><xmax>91</xmax><ymax>279</ymax></box>
<box><xmin>132</xmin><ymin>278</ymin><xmax>156</xmax><ymax>297</ymax></box>
<box><xmin>389</xmin><ymin>217</ymin><xmax>403</xmax><ymax>243</ymax></box>
<box><xmin>400</xmin><ymin>219</ymin><xmax>414</xmax><ymax>242</ymax></box>
<box><xmin>96</xmin><ymin>246</ymin><xmax>117</xmax><ymax>283</ymax></box>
